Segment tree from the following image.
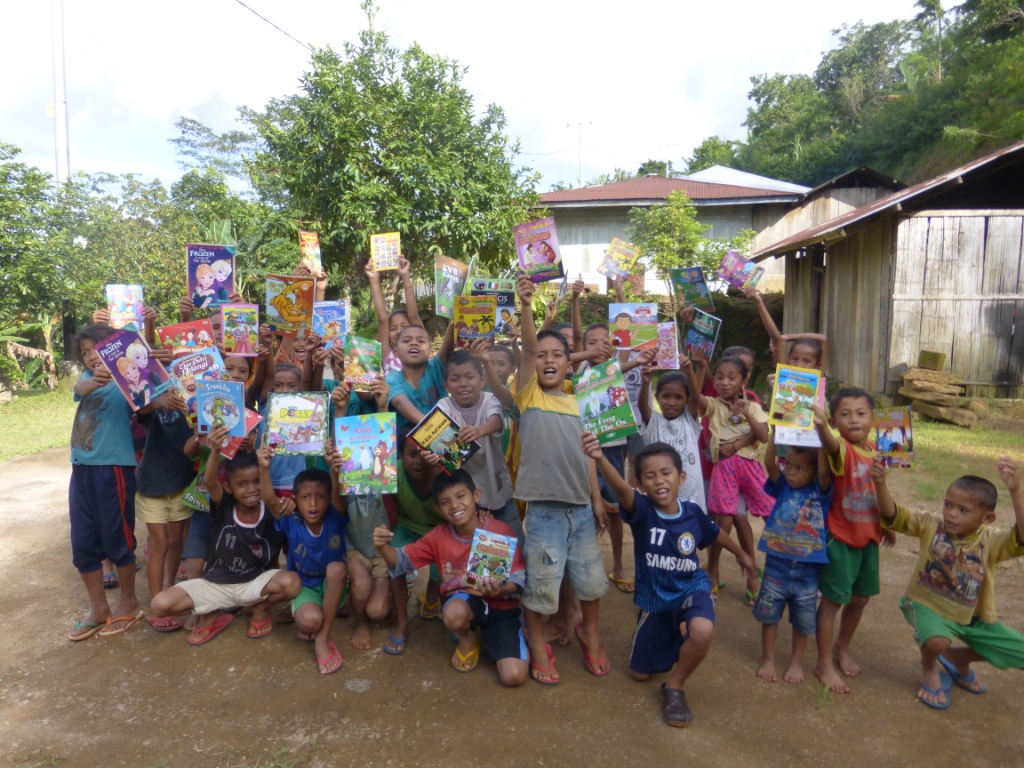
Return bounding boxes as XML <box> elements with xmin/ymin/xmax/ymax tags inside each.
<box><xmin>587</xmin><ymin>168</ymin><xmax>631</xmax><ymax>185</ymax></box>
<box><xmin>636</xmin><ymin>159</ymin><xmax>676</xmax><ymax>177</ymax></box>
<box><xmin>168</xmin><ymin>117</ymin><xmax>258</xmax><ymax>184</ymax></box>
<box><xmin>625</xmin><ymin>191</ymin><xmax>711</xmax><ymax>278</ymax></box>
<box><xmin>683</xmin><ymin>138</ymin><xmax>738</xmax><ymax>174</ymax></box>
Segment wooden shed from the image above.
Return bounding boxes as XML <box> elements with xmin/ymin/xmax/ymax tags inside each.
<box><xmin>752</xmin><ymin>140</ymin><xmax>1024</xmax><ymax>398</ymax></box>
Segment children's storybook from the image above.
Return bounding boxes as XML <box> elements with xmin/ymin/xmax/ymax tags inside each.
<box><xmin>265</xmin><ymin>392</ymin><xmax>329</xmax><ymax>455</ymax></box>
<box><xmin>470</xmin><ymin>277</ymin><xmax>516</xmax><ymax>334</ymax></box>
<box><xmin>265</xmin><ymin>273</ymin><xmax>314</xmax><ymax>337</ymax></box>
<box><xmin>334</xmin><ymin>413</ymin><xmax>398</xmax><ymax>494</ymax></box>
<box><xmin>514</xmin><ymin>216</ymin><xmax>564</xmax><ymax>283</ymax></box>
<box><xmin>652</xmin><ymin>321</ymin><xmax>680</xmax><ymax>371</ymax></box>
<box><xmin>434</xmin><ymin>255</ymin><xmax>469</xmax><ymax>319</ymax></box>
<box><xmin>297</xmin><ymin>230</ymin><xmax>323</xmax><ymax>277</ymax></box>
<box><xmin>669</xmin><ymin>267</ymin><xmax>715</xmax><ymax>313</ymax></box>
<box><xmin>683</xmin><ymin>309</ymin><xmax>722</xmax><ymax>359</ymax></box>
<box><xmin>573</xmin><ymin>359</ymin><xmax>639</xmax><ymax>445</ymax></box>
<box><xmin>460</xmin><ymin>255</ymin><xmax>478</xmax><ymax>297</ymax></box>
<box><xmin>716</xmin><ymin>249</ymin><xmax>764</xmax><ymax>291</ymax></box>
<box><xmin>465</xmin><ymin>528</ymin><xmax>517</xmax><ymax>588</ymax></box>
<box><xmin>168</xmin><ymin>347</ymin><xmax>226</xmax><ymax>425</ymax></box>
<box><xmin>775</xmin><ymin>376</ymin><xmax>826</xmax><ymax>448</ymax></box>
<box><xmin>94</xmin><ymin>328</ymin><xmax>173</xmax><ymax>411</ymax></box>
<box><xmin>370</xmin><ymin>232</ymin><xmax>401</xmax><ymax>271</ymax></box>
<box><xmin>201</xmin><ymin>408</ymin><xmax>262</xmax><ymax>459</ymax></box>
<box><xmin>312</xmin><ymin>301</ymin><xmax>347</xmax><ymax>349</ymax></box>
<box><xmin>157</xmin><ymin>319</ymin><xmax>216</xmax><ymax>360</ymax></box>
<box><xmin>608</xmin><ymin>302</ymin><xmax>658</xmax><ymax>351</ymax></box>
<box><xmin>195</xmin><ymin>379</ymin><xmax>246</xmax><ymax>438</ymax></box>
<box><xmin>875</xmin><ymin>406</ymin><xmax>914</xmax><ymax>468</ymax></box>
<box><xmin>182</xmin><ymin>455</ymin><xmax>210</xmax><ymax>513</ymax></box>
<box><xmin>220</xmin><ymin>304</ymin><xmax>259</xmax><ymax>357</ymax></box>
<box><xmin>596</xmin><ymin>237</ymin><xmax>640</xmax><ymax>280</ymax></box>
<box><xmin>768</xmin><ymin>364</ymin><xmax>821</xmax><ymax>430</ymax></box>
<box><xmin>105</xmin><ymin>284</ymin><xmax>145</xmax><ymax>330</ymax></box>
<box><xmin>453</xmin><ymin>295</ymin><xmax>497</xmax><ymax>347</ymax></box>
<box><xmin>186</xmin><ymin>244</ymin><xmax>235</xmax><ymax>310</ymax></box>
<box><xmin>343</xmin><ymin>336</ymin><xmax>381</xmax><ymax>393</ymax></box>
<box><xmin>408</xmin><ymin>404</ymin><xmax>481</xmax><ymax>474</ymax></box>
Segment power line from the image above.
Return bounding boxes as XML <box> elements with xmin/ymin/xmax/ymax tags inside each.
<box><xmin>231</xmin><ymin>0</ymin><xmax>312</xmax><ymax>51</ymax></box>
<box><xmin>519</xmin><ymin>145</ymin><xmax>575</xmax><ymax>157</ymax></box>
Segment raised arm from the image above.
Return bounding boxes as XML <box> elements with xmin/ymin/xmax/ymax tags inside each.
<box><xmin>364</xmin><ymin>260</ymin><xmax>392</xmax><ymax>359</ymax></box>
<box><xmin>571</xmin><ymin>274</ymin><xmax>585</xmax><ymax>352</ymax></box>
<box><xmin>996</xmin><ymin>457</ymin><xmax>1024</xmax><ymax>545</ymax></box>
<box><xmin>437</xmin><ymin>319</ymin><xmax>455</xmax><ymax>364</ymax></box>
<box><xmin>638</xmin><ymin>365</ymin><xmax>654</xmax><ymax>425</ymax></box>
<box><xmin>204</xmin><ymin>424</ymin><xmax>229</xmax><ymax>505</ymax></box>
<box><xmin>514</xmin><ymin>276</ymin><xmax>538</xmax><ymax>392</ymax></box>
<box><xmin>764</xmin><ymin>428</ymin><xmax>781</xmax><ymax>481</ymax></box>
<box><xmin>256</xmin><ymin>445</ymin><xmax>284</xmax><ymax>519</ymax></box>
<box><xmin>611</xmin><ymin>274</ymin><xmax>626</xmax><ymax>303</ymax></box>
<box><xmin>812</xmin><ymin>404</ymin><xmax>840</xmax><ymax>456</ymax></box>
<box><xmin>582</xmin><ymin>431</ymin><xmax>635</xmax><ymax>514</ymax></box>
<box><xmin>143</xmin><ymin>306</ymin><xmax>158</xmax><ymax>347</ymax></box>
<box><xmin>470</xmin><ymin>339</ymin><xmax>513</xmax><ymax>411</ymax></box>
<box><xmin>682</xmin><ymin>356</ymin><xmax>701</xmax><ymax>418</ymax></box>
<box><xmin>743</xmin><ymin>286</ymin><xmax>785</xmax><ymax>364</ymax></box>
<box><xmin>398</xmin><ymin>256</ymin><xmax>422</xmax><ymax>329</ymax></box>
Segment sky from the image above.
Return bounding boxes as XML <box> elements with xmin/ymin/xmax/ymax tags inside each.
<box><xmin>1</xmin><ymin>0</ymin><xmax>922</xmax><ymax>192</ymax></box>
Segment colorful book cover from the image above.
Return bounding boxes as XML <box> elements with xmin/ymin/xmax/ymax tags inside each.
<box><xmin>201</xmin><ymin>408</ymin><xmax>262</xmax><ymax>459</ymax></box>
<box><xmin>343</xmin><ymin>336</ymin><xmax>381</xmax><ymax>393</ymax></box>
<box><xmin>156</xmin><ymin>319</ymin><xmax>216</xmax><ymax>360</ymax></box>
<box><xmin>93</xmin><ymin>328</ymin><xmax>172</xmax><ymax>412</ymax></box>
<box><xmin>186</xmin><ymin>244</ymin><xmax>235</xmax><ymax>310</ymax></box>
<box><xmin>220</xmin><ymin>304</ymin><xmax>259</xmax><ymax>357</ymax></box>
<box><xmin>573</xmin><ymin>359</ymin><xmax>639</xmax><ymax>445</ymax></box>
<box><xmin>514</xmin><ymin>216</ymin><xmax>564</xmax><ymax>283</ymax></box>
<box><xmin>182</xmin><ymin>455</ymin><xmax>210</xmax><ymax>513</ymax></box>
<box><xmin>596</xmin><ymin>237</ymin><xmax>640</xmax><ymax>279</ymax></box>
<box><xmin>776</xmin><ymin>376</ymin><xmax>826</xmax><ymax>448</ymax></box>
<box><xmin>265</xmin><ymin>273</ymin><xmax>314</xmax><ymax>337</ymax></box>
<box><xmin>684</xmin><ymin>309</ymin><xmax>722</xmax><ymax>359</ymax></box>
<box><xmin>465</xmin><ymin>528</ymin><xmax>517</xmax><ymax>587</ymax></box>
<box><xmin>453</xmin><ymin>295</ymin><xmax>497</xmax><ymax>348</ymax></box>
<box><xmin>652</xmin><ymin>321</ymin><xmax>680</xmax><ymax>371</ymax></box>
<box><xmin>370</xmin><ymin>231</ymin><xmax>401</xmax><ymax>271</ymax></box>
<box><xmin>470</xmin><ymin>278</ymin><xmax>516</xmax><ymax>334</ymax></box>
<box><xmin>297</xmin><ymin>229</ymin><xmax>323</xmax><ymax>276</ymax></box>
<box><xmin>669</xmin><ymin>267</ymin><xmax>715</xmax><ymax>313</ymax></box>
<box><xmin>168</xmin><ymin>347</ymin><xmax>227</xmax><ymax>425</ymax></box>
<box><xmin>608</xmin><ymin>302</ymin><xmax>659</xmax><ymax>351</ymax></box>
<box><xmin>265</xmin><ymin>392</ymin><xmax>330</xmax><ymax>456</ymax></box>
<box><xmin>334</xmin><ymin>413</ymin><xmax>398</xmax><ymax>494</ymax></box>
<box><xmin>460</xmin><ymin>255</ymin><xmax>478</xmax><ymax>297</ymax></box>
<box><xmin>195</xmin><ymin>379</ymin><xmax>246</xmax><ymax>437</ymax></box>
<box><xmin>434</xmin><ymin>255</ymin><xmax>469</xmax><ymax>319</ymax></box>
<box><xmin>312</xmin><ymin>301</ymin><xmax>347</xmax><ymax>348</ymax></box>
<box><xmin>768</xmin><ymin>364</ymin><xmax>821</xmax><ymax>430</ymax></box>
<box><xmin>104</xmin><ymin>284</ymin><xmax>145</xmax><ymax>330</ymax></box>
<box><xmin>875</xmin><ymin>406</ymin><xmax>914</xmax><ymax>468</ymax></box>
<box><xmin>716</xmin><ymin>249</ymin><xmax>764</xmax><ymax>291</ymax></box>
<box><xmin>408</xmin><ymin>404</ymin><xmax>480</xmax><ymax>474</ymax></box>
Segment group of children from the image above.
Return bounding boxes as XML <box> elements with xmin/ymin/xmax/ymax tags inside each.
<box><xmin>66</xmin><ymin>255</ymin><xmax>1024</xmax><ymax>727</ymax></box>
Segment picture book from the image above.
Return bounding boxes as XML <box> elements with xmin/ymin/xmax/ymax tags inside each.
<box><xmin>556</xmin><ymin>273</ymin><xmax>569</xmax><ymax>303</ymax></box>
<box><xmin>408</xmin><ymin>404</ymin><xmax>480</xmax><ymax>474</ymax></box>
<box><xmin>453</xmin><ymin>295</ymin><xmax>497</xmax><ymax>347</ymax></box>
<box><xmin>312</xmin><ymin>300</ymin><xmax>347</xmax><ymax>348</ymax></box>
<box><xmin>334</xmin><ymin>413</ymin><xmax>398</xmax><ymax>494</ymax></box>
<box><xmin>514</xmin><ymin>216</ymin><xmax>564</xmax><ymax>283</ymax></box>
<box><xmin>168</xmin><ymin>347</ymin><xmax>226</xmax><ymax>425</ymax></box>
<box><xmin>195</xmin><ymin>379</ymin><xmax>246</xmax><ymax>438</ymax></box>
<box><xmin>460</xmin><ymin>255</ymin><xmax>478</xmax><ymax>296</ymax></box>
<box><xmin>343</xmin><ymin>336</ymin><xmax>381</xmax><ymax>392</ymax></box>
<box><xmin>669</xmin><ymin>267</ymin><xmax>715</xmax><ymax>313</ymax></box>
<box><xmin>181</xmin><ymin>456</ymin><xmax>210</xmax><ymax>513</ymax></box>
<box><xmin>297</xmin><ymin>229</ymin><xmax>323</xmax><ymax>276</ymax></box>
<box><xmin>201</xmin><ymin>408</ymin><xmax>262</xmax><ymax>459</ymax></box>
<box><xmin>93</xmin><ymin>328</ymin><xmax>172</xmax><ymax>412</ymax></box>
<box><xmin>434</xmin><ymin>255</ymin><xmax>469</xmax><ymax>319</ymax></box>
<box><xmin>265</xmin><ymin>273</ymin><xmax>314</xmax><ymax>337</ymax></box>
<box><xmin>573</xmin><ymin>359</ymin><xmax>638</xmax><ymax>445</ymax></box>
<box><xmin>104</xmin><ymin>284</ymin><xmax>145</xmax><ymax>330</ymax></box>
<box><xmin>220</xmin><ymin>303</ymin><xmax>259</xmax><ymax>357</ymax></box>
<box><xmin>370</xmin><ymin>231</ymin><xmax>400</xmax><ymax>271</ymax></box>
<box><xmin>596</xmin><ymin>237</ymin><xmax>640</xmax><ymax>279</ymax></box>
<box><xmin>775</xmin><ymin>376</ymin><xmax>826</xmax><ymax>448</ymax></box>
<box><xmin>768</xmin><ymin>364</ymin><xmax>821</xmax><ymax>430</ymax></box>
<box><xmin>156</xmin><ymin>319</ymin><xmax>216</xmax><ymax>359</ymax></box>
<box><xmin>265</xmin><ymin>392</ymin><xmax>330</xmax><ymax>456</ymax></box>
<box><xmin>186</xmin><ymin>244</ymin><xmax>235</xmax><ymax>310</ymax></box>
<box><xmin>684</xmin><ymin>309</ymin><xmax>722</xmax><ymax>359</ymax></box>
<box><xmin>465</xmin><ymin>528</ymin><xmax>517</xmax><ymax>588</ymax></box>
<box><xmin>716</xmin><ymin>249</ymin><xmax>764</xmax><ymax>291</ymax></box>
<box><xmin>470</xmin><ymin>278</ymin><xmax>516</xmax><ymax>334</ymax></box>
<box><xmin>875</xmin><ymin>406</ymin><xmax>914</xmax><ymax>468</ymax></box>
<box><xmin>607</xmin><ymin>302</ymin><xmax>659</xmax><ymax>351</ymax></box>
<box><xmin>652</xmin><ymin>321</ymin><xmax>680</xmax><ymax>370</ymax></box>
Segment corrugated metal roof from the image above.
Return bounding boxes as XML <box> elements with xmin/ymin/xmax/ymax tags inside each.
<box><xmin>801</xmin><ymin>166</ymin><xmax>906</xmax><ymax>198</ymax></box>
<box><xmin>540</xmin><ymin>176</ymin><xmax>799</xmax><ymax>205</ymax></box>
<box><xmin>685</xmin><ymin>165</ymin><xmax>811</xmax><ymax>194</ymax></box>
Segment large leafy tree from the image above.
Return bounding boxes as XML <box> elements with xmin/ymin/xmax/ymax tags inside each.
<box><xmin>625</xmin><ymin>191</ymin><xmax>711</xmax><ymax>277</ymax></box>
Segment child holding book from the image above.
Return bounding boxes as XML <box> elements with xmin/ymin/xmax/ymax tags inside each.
<box><xmin>744</xmin><ymin>286</ymin><xmax>828</xmax><ymax>371</ymax></box>
<box><xmin>385</xmin><ymin>322</ymin><xmax>454</xmax><ymax>431</ymax></box>
<box><xmin>365</xmin><ymin>256</ymin><xmax>423</xmax><ymax>374</ymax></box>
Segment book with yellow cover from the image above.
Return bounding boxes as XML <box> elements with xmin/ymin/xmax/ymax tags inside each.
<box><xmin>370</xmin><ymin>232</ymin><xmax>401</xmax><ymax>271</ymax></box>
<box><xmin>408</xmin><ymin>404</ymin><xmax>480</xmax><ymax>474</ymax></box>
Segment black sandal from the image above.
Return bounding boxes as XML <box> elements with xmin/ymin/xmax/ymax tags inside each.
<box><xmin>660</xmin><ymin>684</ymin><xmax>693</xmax><ymax>727</ymax></box>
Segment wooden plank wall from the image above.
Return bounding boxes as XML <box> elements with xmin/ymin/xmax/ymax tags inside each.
<box><xmin>782</xmin><ymin>247</ymin><xmax>822</xmax><ymax>337</ymax></box>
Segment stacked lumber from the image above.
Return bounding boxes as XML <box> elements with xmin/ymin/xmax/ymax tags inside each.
<box><xmin>898</xmin><ymin>368</ymin><xmax>977</xmax><ymax>428</ymax></box>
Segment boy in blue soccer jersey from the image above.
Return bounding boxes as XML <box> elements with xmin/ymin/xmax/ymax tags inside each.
<box><xmin>583</xmin><ymin>433</ymin><xmax>755</xmax><ymax>728</ymax></box>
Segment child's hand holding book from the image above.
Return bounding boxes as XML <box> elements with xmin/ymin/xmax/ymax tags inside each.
<box><xmin>372</xmin><ymin>525</ymin><xmax>394</xmax><ymax>549</ymax></box>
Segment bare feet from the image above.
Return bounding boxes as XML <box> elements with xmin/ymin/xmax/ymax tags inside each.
<box><xmin>542</xmin><ymin>616</ymin><xmax>574</xmax><ymax>646</ymax></box>
<box><xmin>757</xmin><ymin>659</ymin><xmax>779</xmax><ymax>682</ymax></box>
<box><xmin>834</xmin><ymin>646</ymin><xmax>861</xmax><ymax>677</ymax></box>
<box><xmin>350</xmin><ymin>623</ymin><xmax>373</xmax><ymax>651</ymax></box>
<box><xmin>814</xmin><ymin>661</ymin><xmax>851</xmax><ymax>694</ymax></box>
<box><xmin>783</xmin><ymin>659</ymin><xmax>805</xmax><ymax>684</ymax></box>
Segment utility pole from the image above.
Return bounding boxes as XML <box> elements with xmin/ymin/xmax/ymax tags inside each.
<box><xmin>51</xmin><ymin>0</ymin><xmax>70</xmax><ymax>185</ymax></box>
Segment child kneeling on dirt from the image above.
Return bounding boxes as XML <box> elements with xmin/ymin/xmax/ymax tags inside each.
<box><xmin>373</xmin><ymin>470</ymin><xmax>529</xmax><ymax>687</ymax></box>
<box><xmin>873</xmin><ymin>456</ymin><xmax>1024</xmax><ymax>710</ymax></box>
<box><xmin>150</xmin><ymin>425</ymin><xmax>300</xmax><ymax>645</ymax></box>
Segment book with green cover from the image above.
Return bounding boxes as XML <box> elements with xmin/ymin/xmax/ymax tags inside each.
<box><xmin>343</xmin><ymin>336</ymin><xmax>381</xmax><ymax>393</ymax></box>
<box><xmin>573</xmin><ymin>359</ymin><xmax>638</xmax><ymax>445</ymax></box>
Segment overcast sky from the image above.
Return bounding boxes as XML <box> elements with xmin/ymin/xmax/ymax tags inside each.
<box><xmin>2</xmin><ymin>0</ymin><xmax>921</xmax><ymax>191</ymax></box>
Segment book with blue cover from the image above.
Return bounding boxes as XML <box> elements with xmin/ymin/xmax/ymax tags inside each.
<box><xmin>195</xmin><ymin>379</ymin><xmax>246</xmax><ymax>437</ymax></box>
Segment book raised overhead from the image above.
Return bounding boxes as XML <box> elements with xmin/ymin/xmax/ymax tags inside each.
<box><xmin>669</xmin><ymin>267</ymin><xmax>715</xmax><ymax>313</ymax></box>
<box><xmin>104</xmin><ymin>284</ymin><xmax>145</xmax><ymax>330</ymax></box>
<box><xmin>453</xmin><ymin>295</ymin><xmax>497</xmax><ymax>347</ymax></box>
<box><xmin>195</xmin><ymin>379</ymin><xmax>246</xmax><ymax>438</ymax></box>
<box><xmin>370</xmin><ymin>232</ymin><xmax>401</xmax><ymax>271</ymax></box>
<box><xmin>768</xmin><ymin>364</ymin><xmax>821</xmax><ymax>430</ymax></box>
<box><xmin>608</xmin><ymin>302</ymin><xmax>658</xmax><ymax>351</ymax></box>
<box><xmin>312</xmin><ymin>300</ymin><xmax>347</xmax><ymax>349</ymax></box>
<box><xmin>716</xmin><ymin>249</ymin><xmax>764</xmax><ymax>291</ymax></box>
<box><xmin>265</xmin><ymin>273</ymin><xmax>314</xmax><ymax>337</ymax></box>
<box><xmin>220</xmin><ymin>303</ymin><xmax>259</xmax><ymax>357</ymax></box>
<box><xmin>514</xmin><ymin>216</ymin><xmax>564</xmax><ymax>283</ymax></box>
<box><xmin>573</xmin><ymin>358</ymin><xmax>638</xmax><ymax>445</ymax></box>
<box><xmin>596</xmin><ymin>237</ymin><xmax>640</xmax><ymax>280</ymax></box>
<box><xmin>434</xmin><ymin>255</ymin><xmax>469</xmax><ymax>319</ymax></box>
<box><xmin>265</xmin><ymin>392</ymin><xmax>329</xmax><ymax>456</ymax></box>
<box><xmin>186</xmin><ymin>244</ymin><xmax>235</xmax><ymax>310</ymax></box>
<box><xmin>684</xmin><ymin>309</ymin><xmax>721</xmax><ymax>360</ymax></box>
<box><xmin>156</xmin><ymin>318</ymin><xmax>216</xmax><ymax>360</ymax></box>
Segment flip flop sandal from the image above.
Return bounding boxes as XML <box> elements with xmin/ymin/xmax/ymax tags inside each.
<box><xmin>918</xmin><ymin>671</ymin><xmax>953</xmax><ymax>710</ymax></box>
<box><xmin>247</xmin><ymin>617</ymin><xmax>273</xmax><ymax>639</ymax></box>
<box><xmin>102</xmin><ymin>572</ymin><xmax>119</xmax><ymax>589</ymax></box>
<box><xmin>574</xmin><ymin>623</ymin><xmax>610</xmax><ymax>677</ymax></box>
<box><xmin>383</xmin><ymin>633</ymin><xmax>408</xmax><ymax>655</ymax></box>
<box><xmin>530</xmin><ymin>642</ymin><xmax>559</xmax><ymax>685</ymax></box>
<box><xmin>451</xmin><ymin>636</ymin><xmax>482</xmax><ymax>673</ymax></box>
<box><xmin>188</xmin><ymin>613</ymin><xmax>235</xmax><ymax>646</ymax></box>
<box><xmin>68</xmin><ymin>619</ymin><xmax>105</xmax><ymax>642</ymax></box>
<box><xmin>98</xmin><ymin>608</ymin><xmax>145</xmax><ymax>637</ymax></box>
<box><xmin>939</xmin><ymin>655</ymin><xmax>986</xmax><ymax>694</ymax></box>
<box><xmin>608</xmin><ymin>573</ymin><xmax>635</xmax><ymax>593</ymax></box>
<box><xmin>317</xmin><ymin>642</ymin><xmax>344</xmax><ymax>675</ymax></box>
<box><xmin>418</xmin><ymin>595</ymin><xmax>441</xmax><ymax>620</ymax></box>
<box><xmin>145</xmin><ymin>615</ymin><xmax>183</xmax><ymax>633</ymax></box>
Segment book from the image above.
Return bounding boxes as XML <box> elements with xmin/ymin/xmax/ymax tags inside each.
<box><xmin>201</xmin><ymin>408</ymin><xmax>262</xmax><ymax>459</ymax></box>
<box><xmin>514</xmin><ymin>216</ymin><xmax>564</xmax><ymax>283</ymax></box>
<box><xmin>434</xmin><ymin>255</ymin><xmax>469</xmax><ymax>319</ymax></box>
<box><xmin>669</xmin><ymin>267</ymin><xmax>715</xmax><ymax>313</ymax></box>
<box><xmin>556</xmin><ymin>273</ymin><xmax>569</xmax><ymax>303</ymax></box>
<box><xmin>408</xmin><ymin>404</ymin><xmax>481</xmax><ymax>474</ymax></box>
<box><xmin>684</xmin><ymin>309</ymin><xmax>722</xmax><ymax>359</ymax></box>
<box><xmin>186</xmin><ymin>244</ymin><xmax>235</xmax><ymax>310</ymax></box>
<box><xmin>875</xmin><ymin>406</ymin><xmax>915</xmax><ymax>468</ymax></box>
<box><xmin>716</xmin><ymin>249</ymin><xmax>764</xmax><ymax>291</ymax></box>
<box><xmin>334</xmin><ymin>413</ymin><xmax>398</xmax><ymax>494</ymax></box>
<box><xmin>460</xmin><ymin>255</ymin><xmax>478</xmax><ymax>297</ymax></box>
<box><xmin>775</xmin><ymin>376</ymin><xmax>826</xmax><ymax>448</ymax></box>
<box><xmin>312</xmin><ymin>301</ymin><xmax>347</xmax><ymax>349</ymax></box>
<box><xmin>596</xmin><ymin>237</ymin><xmax>640</xmax><ymax>279</ymax></box>
<box><xmin>181</xmin><ymin>455</ymin><xmax>211</xmax><ymax>513</ymax></box>
<box><xmin>607</xmin><ymin>302</ymin><xmax>659</xmax><ymax>351</ymax></box>
<box><xmin>453</xmin><ymin>295</ymin><xmax>497</xmax><ymax>348</ymax></box>
<box><xmin>343</xmin><ymin>336</ymin><xmax>381</xmax><ymax>392</ymax></box>
<box><xmin>168</xmin><ymin>347</ymin><xmax>227</xmax><ymax>425</ymax></box>
<box><xmin>220</xmin><ymin>304</ymin><xmax>259</xmax><ymax>357</ymax></box>
<box><xmin>470</xmin><ymin>278</ymin><xmax>516</xmax><ymax>334</ymax></box>
<box><xmin>195</xmin><ymin>379</ymin><xmax>247</xmax><ymax>437</ymax></box>
<box><xmin>265</xmin><ymin>392</ymin><xmax>330</xmax><ymax>455</ymax></box>
<box><xmin>573</xmin><ymin>359</ymin><xmax>639</xmax><ymax>445</ymax></box>
<box><xmin>652</xmin><ymin>321</ymin><xmax>680</xmax><ymax>370</ymax></box>
<box><xmin>465</xmin><ymin>528</ymin><xmax>517</xmax><ymax>588</ymax></box>
<box><xmin>370</xmin><ymin>231</ymin><xmax>401</xmax><ymax>271</ymax></box>
<box><xmin>297</xmin><ymin>229</ymin><xmax>323</xmax><ymax>276</ymax></box>
<box><xmin>104</xmin><ymin>284</ymin><xmax>145</xmax><ymax>330</ymax></box>
<box><xmin>768</xmin><ymin>364</ymin><xmax>821</xmax><ymax>430</ymax></box>
<box><xmin>94</xmin><ymin>328</ymin><xmax>173</xmax><ymax>411</ymax></box>
<box><xmin>265</xmin><ymin>273</ymin><xmax>314</xmax><ymax>337</ymax></box>
<box><xmin>156</xmin><ymin>318</ymin><xmax>216</xmax><ymax>359</ymax></box>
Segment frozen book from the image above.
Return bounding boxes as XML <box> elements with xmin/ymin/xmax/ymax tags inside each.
<box><xmin>683</xmin><ymin>309</ymin><xmax>722</xmax><ymax>359</ymax></box>
<box><xmin>186</xmin><ymin>244</ymin><xmax>235</xmax><ymax>310</ymax></box>
<box><xmin>514</xmin><ymin>216</ymin><xmax>564</xmax><ymax>283</ymax></box>
<box><xmin>453</xmin><ymin>295</ymin><xmax>497</xmax><ymax>347</ymax></box>
<box><xmin>608</xmin><ymin>302</ymin><xmax>659</xmax><ymax>351</ymax></box>
<box><xmin>334</xmin><ymin>412</ymin><xmax>398</xmax><ymax>494</ymax></box>
<box><xmin>434</xmin><ymin>255</ymin><xmax>469</xmax><ymax>319</ymax></box>
<box><xmin>343</xmin><ymin>336</ymin><xmax>381</xmax><ymax>393</ymax></box>
<box><xmin>408</xmin><ymin>404</ymin><xmax>480</xmax><ymax>474</ymax></box>
<box><xmin>312</xmin><ymin>301</ymin><xmax>347</xmax><ymax>349</ymax></box>
<box><xmin>220</xmin><ymin>304</ymin><xmax>259</xmax><ymax>357</ymax></box>
<box><xmin>265</xmin><ymin>273</ymin><xmax>314</xmax><ymax>337</ymax></box>
<box><xmin>168</xmin><ymin>347</ymin><xmax>226</xmax><ymax>425</ymax></box>
<box><xmin>465</xmin><ymin>528</ymin><xmax>517</xmax><ymax>588</ymax></box>
<box><xmin>105</xmin><ymin>284</ymin><xmax>145</xmax><ymax>330</ymax></box>
<box><xmin>652</xmin><ymin>321</ymin><xmax>680</xmax><ymax>370</ymax></box>
<box><xmin>573</xmin><ymin>359</ymin><xmax>638</xmax><ymax>445</ymax></box>
<box><xmin>875</xmin><ymin>406</ymin><xmax>914</xmax><ymax>468</ymax></box>
<box><xmin>716</xmin><ymin>249</ymin><xmax>764</xmax><ymax>291</ymax></box>
<box><xmin>370</xmin><ymin>232</ymin><xmax>401</xmax><ymax>271</ymax></box>
<box><xmin>93</xmin><ymin>328</ymin><xmax>172</xmax><ymax>412</ymax></box>
<box><xmin>669</xmin><ymin>267</ymin><xmax>715</xmax><ymax>313</ymax></box>
<box><xmin>596</xmin><ymin>237</ymin><xmax>640</xmax><ymax>280</ymax></box>
<box><xmin>265</xmin><ymin>392</ymin><xmax>330</xmax><ymax>455</ymax></box>
<box><xmin>156</xmin><ymin>319</ymin><xmax>216</xmax><ymax>360</ymax></box>
<box><xmin>470</xmin><ymin>278</ymin><xmax>516</xmax><ymax>334</ymax></box>
<box><xmin>768</xmin><ymin>365</ymin><xmax>821</xmax><ymax>430</ymax></box>
<box><xmin>195</xmin><ymin>379</ymin><xmax>246</xmax><ymax>438</ymax></box>
<box><xmin>297</xmin><ymin>229</ymin><xmax>323</xmax><ymax>276</ymax></box>
<box><xmin>201</xmin><ymin>408</ymin><xmax>262</xmax><ymax>459</ymax></box>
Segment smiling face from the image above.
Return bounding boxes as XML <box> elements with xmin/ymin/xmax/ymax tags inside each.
<box><xmin>197</xmin><ymin>269</ymin><xmax>214</xmax><ymax>290</ymax></box>
<box><xmin>401</xmin><ymin>436</ymin><xmax>431</xmax><ymax>479</ymax></box>
<box><xmin>123</xmin><ymin>362</ymin><xmax>140</xmax><ymax>385</ymax></box>
<box><xmin>435</xmin><ymin>481</ymin><xmax>481</xmax><ymax>530</ymax></box>
<box><xmin>445</xmin><ymin>361</ymin><xmax>484</xmax><ymax>409</ymax></box>
<box><xmin>713</xmin><ymin>361</ymin><xmax>745</xmax><ymax>400</ymax></box>
<box><xmin>656</xmin><ymin>380</ymin><xmax>688</xmax><ymax>420</ymax></box>
<box><xmin>535</xmin><ymin>335</ymin><xmax>570</xmax><ymax>390</ymax></box>
<box><xmin>395</xmin><ymin>325</ymin><xmax>430</xmax><ymax>369</ymax></box>
<box><xmin>389</xmin><ymin>313</ymin><xmax>411</xmax><ymax>346</ymax></box>
<box><xmin>224</xmin><ymin>466</ymin><xmax>262</xmax><ymax>511</ymax></box>
<box><xmin>829</xmin><ymin>395</ymin><xmax>874</xmax><ymax>445</ymax></box>
<box><xmin>941</xmin><ymin>486</ymin><xmax>994</xmax><ymax>538</ymax></box>
<box><xmin>295</xmin><ymin>479</ymin><xmax>330</xmax><ymax>530</ymax></box>
<box><xmin>637</xmin><ymin>453</ymin><xmax>683</xmax><ymax>511</ymax></box>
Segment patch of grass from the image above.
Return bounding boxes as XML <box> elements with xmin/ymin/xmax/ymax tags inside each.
<box><xmin>813</xmin><ymin>680</ymin><xmax>836</xmax><ymax>719</ymax></box>
<box><xmin>0</xmin><ymin>389</ymin><xmax>77</xmax><ymax>461</ymax></box>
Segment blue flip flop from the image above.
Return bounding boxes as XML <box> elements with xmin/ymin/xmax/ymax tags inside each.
<box><xmin>918</xmin><ymin>670</ymin><xmax>953</xmax><ymax>710</ymax></box>
<box><xmin>383</xmin><ymin>633</ymin><xmax>408</xmax><ymax>655</ymax></box>
<box><xmin>938</xmin><ymin>655</ymin><xmax>987</xmax><ymax>694</ymax></box>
